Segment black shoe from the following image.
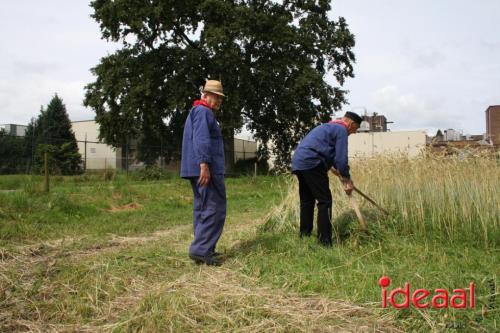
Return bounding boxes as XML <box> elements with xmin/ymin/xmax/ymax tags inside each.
<box><xmin>189</xmin><ymin>253</ymin><xmax>222</xmax><ymax>266</ymax></box>
<box><xmin>300</xmin><ymin>232</ymin><xmax>312</xmax><ymax>238</ymax></box>
<box><xmin>318</xmin><ymin>238</ymin><xmax>333</xmax><ymax>247</ymax></box>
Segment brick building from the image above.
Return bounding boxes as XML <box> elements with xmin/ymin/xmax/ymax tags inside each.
<box><xmin>485</xmin><ymin>105</ymin><xmax>500</xmax><ymax>145</ymax></box>
<box><xmin>361</xmin><ymin>114</ymin><xmax>389</xmax><ymax>132</ymax></box>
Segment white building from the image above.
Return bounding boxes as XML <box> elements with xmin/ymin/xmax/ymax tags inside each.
<box><xmin>348</xmin><ymin>131</ymin><xmax>427</xmax><ymax>158</ymax></box>
<box><xmin>443</xmin><ymin>128</ymin><xmax>462</xmax><ymax>141</ymax></box>
<box><xmin>71</xmin><ymin>120</ymin><xmax>121</xmax><ymax>170</ymax></box>
<box><xmin>263</xmin><ymin>130</ymin><xmax>427</xmax><ymax>170</ymax></box>
<box><xmin>0</xmin><ymin>124</ymin><xmax>28</xmax><ymax>137</ymax></box>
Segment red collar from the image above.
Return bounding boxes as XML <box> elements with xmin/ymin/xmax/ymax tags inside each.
<box><xmin>329</xmin><ymin>119</ymin><xmax>349</xmax><ymax>130</ymax></box>
<box><xmin>193</xmin><ymin>100</ymin><xmax>212</xmax><ymax>109</ymax></box>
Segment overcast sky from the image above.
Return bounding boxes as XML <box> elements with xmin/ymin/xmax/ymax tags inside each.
<box><xmin>333</xmin><ymin>0</ymin><xmax>500</xmax><ymax>134</ymax></box>
<box><xmin>1</xmin><ymin>1</ymin><xmax>499</xmax><ymax>136</ymax></box>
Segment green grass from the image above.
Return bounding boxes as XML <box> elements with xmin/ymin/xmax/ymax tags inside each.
<box><xmin>1</xmin><ymin>174</ymin><xmax>291</xmax><ymax>332</ymax></box>
<box><xmin>240</xmin><ymin>220</ymin><xmax>498</xmax><ymax>331</ymax></box>
<box><xmin>1</xmin><ymin>159</ymin><xmax>498</xmax><ymax>332</ymax></box>
<box><xmin>0</xmin><ymin>179</ymin><xmax>186</xmax><ymax>244</ymax></box>
<box><xmin>0</xmin><ymin>173</ymin><xmax>280</xmax><ymax>243</ymax></box>
<box><xmin>258</xmin><ymin>154</ymin><xmax>499</xmax><ymax>331</ymax></box>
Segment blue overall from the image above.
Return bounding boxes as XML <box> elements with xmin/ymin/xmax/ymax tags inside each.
<box><xmin>291</xmin><ymin>123</ymin><xmax>350</xmax><ymax>179</ymax></box>
<box><xmin>291</xmin><ymin>122</ymin><xmax>351</xmax><ymax>244</ymax></box>
<box><xmin>188</xmin><ymin>175</ymin><xmax>226</xmax><ymax>256</ymax></box>
<box><xmin>181</xmin><ymin>103</ymin><xmax>226</xmax><ymax>257</ymax></box>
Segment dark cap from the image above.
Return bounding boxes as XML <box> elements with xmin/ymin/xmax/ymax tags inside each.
<box><xmin>344</xmin><ymin>111</ymin><xmax>363</xmax><ymax>125</ymax></box>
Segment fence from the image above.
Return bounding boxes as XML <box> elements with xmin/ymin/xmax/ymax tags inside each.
<box><xmin>0</xmin><ymin>134</ymin><xmax>261</xmax><ymax>176</ymax></box>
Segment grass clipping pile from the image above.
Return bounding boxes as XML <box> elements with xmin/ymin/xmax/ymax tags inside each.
<box><xmin>262</xmin><ymin>175</ymin><xmax>379</xmax><ymax>240</ymax></box>
<box><xmin>113</xmin><ymin>270</ymin><xmax>400</xmax><ymax>333</ymax></box>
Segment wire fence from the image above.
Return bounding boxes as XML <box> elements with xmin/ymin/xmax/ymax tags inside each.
<box><xmin>0</xmin><ymin>134</ymin><xmax>261</xmax><ymax>176</ymax></box>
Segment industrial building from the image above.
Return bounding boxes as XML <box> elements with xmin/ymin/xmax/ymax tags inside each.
<box><xmin>340</xmin><ymin>113</ymin><xmax>427</xmax><ymax>158</ymax></box>
<box><xmin>0</xmin><ymin>124</ymin><xmax>28</xmax><ymax>137</ymax></box>
<box><xmin>359</xmin><ymin>114</ymin><xmax>391</xmax><ymax>132</ymax></box>
<box><xmin>349</xmin><ymin>131</ymin><xmax>427</xmax><ymax>158</ymax></box>
<box><xmin>71</xmin><ymin>120</ymin><xmax>122</xmax><ymax>170</ymax></box>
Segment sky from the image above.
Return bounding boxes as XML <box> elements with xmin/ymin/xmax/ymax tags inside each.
<box><xmin>0</xmin><ymin>1</ymin><xmax>118</xmax><ymax>127</ymax></box>
<box><xmin>1</xmin><ymin>1</ymin><xmax>499</xmax><ymax>136</ymax></box>
<box><xmin>332</xmin><ymin>0</ymin><xmax>500</xmax><ymax>134</ymax></box>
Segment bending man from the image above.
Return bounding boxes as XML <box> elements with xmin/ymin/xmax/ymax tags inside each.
<box><xmin>291</xmin><ymin>112</ymin><xmax>362</xmax><ymax>246</ymax></box>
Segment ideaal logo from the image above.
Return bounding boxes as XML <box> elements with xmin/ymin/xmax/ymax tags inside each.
<box><xmin>379</xmin><ymin>276</ymin><xmax>475</xmax><ymax>309</ymax></box>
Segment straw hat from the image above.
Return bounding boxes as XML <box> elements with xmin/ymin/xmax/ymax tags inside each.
<box><xmin>202</xmin><ymin>80</ymin><xmax>225</xmax><ymax>97</ymax></box>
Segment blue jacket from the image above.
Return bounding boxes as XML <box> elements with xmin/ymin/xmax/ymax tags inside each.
<box><xmin>180</xmin><ymin>104</ymin><xmax>225</xmax><ymax>178</ymax></box>
<box><xmin>291</xmin><ymin>123</ymin><xmax>350</xmax><ymax>179</ymax></box>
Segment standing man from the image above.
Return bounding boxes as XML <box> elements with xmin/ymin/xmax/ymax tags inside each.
<box><xmin>291</xmin><ymin>112</ymin><xmax>362</xmax><ymax>246</ymax></box>
<box><xmin>181</xmin><ymin>80</ymin><xmax>226</xmax><ymax>266</ymax></box>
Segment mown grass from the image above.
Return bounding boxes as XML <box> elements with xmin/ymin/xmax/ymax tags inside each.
<box><xmin>1</xmin><ymin>175</ymin><xmax>296</xmax><ymax>332</ymax></box>
<box><xmin>1</xmin><ymin>155</ymin><xmax>498</xmax><ymax>332</ymax></box>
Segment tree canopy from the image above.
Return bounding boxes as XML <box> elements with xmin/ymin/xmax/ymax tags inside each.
<box><xmin>84</xmin><ymin>0</ymin><xmax>355</xmax><ymax>169</ymax></box>
<box><xmin>25</xmin><ymin>94</ymin><xmax>83</xmax><ymax>175</ymax></box>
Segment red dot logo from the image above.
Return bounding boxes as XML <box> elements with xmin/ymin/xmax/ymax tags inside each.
<box><xmin>379</xmin><ymin>276</ymin><xmax>391</xmax><ymax>288</ymax></box>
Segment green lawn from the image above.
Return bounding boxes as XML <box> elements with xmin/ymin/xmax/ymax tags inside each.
<box><xmin>0</xmin><ymin>170</ymin><xmax>498</xmax><ymax>332</ymax></box>
<box><xmin>243</xmin><ymin>220</ymin><xmax>498</xmax><ymax>331</ymax></box>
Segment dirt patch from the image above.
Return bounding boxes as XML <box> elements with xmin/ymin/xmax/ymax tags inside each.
<box><xmin>108</xmin><ymin>202</ymin><xmax>143</xmax><ymax>213</ymax></box>
<box><xmin>180</xmin><ymin>195</ymin><xmax>193</xmax><ymax>203</ymax></box>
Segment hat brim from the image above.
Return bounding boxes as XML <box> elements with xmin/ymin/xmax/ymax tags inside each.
<box><xmin>203</xmin><ymin>89</ymin><xmax>226</xmax><ymax>97</ymax></box>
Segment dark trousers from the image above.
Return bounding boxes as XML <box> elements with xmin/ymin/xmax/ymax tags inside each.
<box><xmin>189</xmin><ymin>175</ymin><xmax>227</xmax><ymax>257</ymax></box>
<box><xmin>294</xmin><ymin>164</ymin><xmax>333</xmax><ymax>245</ymax></box>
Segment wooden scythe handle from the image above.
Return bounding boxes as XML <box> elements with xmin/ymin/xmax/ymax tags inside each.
<box><xmin>330</xmin><ymin>168</ymin><xmax>390</xmax><ymax>217</ymax></box>
<box><xmin>348</xmin><ymin>194</ymin><xmax>368</xmax><ymax>232</ymax></box>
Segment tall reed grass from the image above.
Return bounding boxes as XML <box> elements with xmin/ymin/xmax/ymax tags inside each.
<box><xmin>265</xmin><ymin>153</ymin><xmax>500</xmax><ymax>248</ymax></box>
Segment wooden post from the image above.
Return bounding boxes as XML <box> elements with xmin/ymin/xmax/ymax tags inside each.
<box><xmin>44</xmin><ymin>152</ymin><xmax>49</xmax><ymax>193</ymax></box>
<box><xmin>30</xmin><ymin>123</ymin><xmax>35</xmax><ymax>174</ymax></box>
<box><xmin>103</xmin><ymin>158</ymin><xmax>108</xmax><ymax>181</ymax></box>
<box><xmin>160</xmin><ymin>137</ymin><xmax>164</xmax><ymax>169</ymax></box>
<box><xmin>84</xmin><ymin>133</ymin><xmax>87</xmax><ymax>172</ymax></box>
<box><xmin>125</xmin><ymin>139</ymin><xmax>129</xmax><ymax>180</ymax></box>
<box><xmin>243</xmin><ymin>140</ymin><xmax>246</xmax><ymax>161</ymax></box>
<box><xmin>254</xmin><ymin>162</ymin><xmax>257</xmax><ymax>178</ymax></box>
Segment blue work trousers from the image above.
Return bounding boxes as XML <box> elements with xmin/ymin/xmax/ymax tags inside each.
<box><xmin>189</xmin><ymin>175</ymin><xmax>227</xmax><ymax>257</ymax></box>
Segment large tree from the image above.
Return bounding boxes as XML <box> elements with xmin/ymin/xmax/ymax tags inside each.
<box><xmin>26</xmin><ymin>95</ymin><xmax>83</xmax><ymax>175</ymax></box>
<box><xmin>84</xmin><ymin>0</ymin><xmax>355</xmax><ymax>170</ymax></box>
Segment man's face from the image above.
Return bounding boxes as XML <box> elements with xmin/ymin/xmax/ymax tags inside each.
<box><xmin>347</xmin><ymin>122</ymin><xmax>359</xmax><ymax>135</ymax></box>
<box><xmin>205</xmin><ymin>92</ymin><xmax>223</xmax><ymax>111</ymax></box>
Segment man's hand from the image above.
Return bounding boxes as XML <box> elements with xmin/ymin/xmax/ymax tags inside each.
<box><xmin>330</xmin><ymin>169</ymin><xmax>340</xmax><ymax>177</ymax></box>
<box><xmin>342</xmin><ymin>179</ymin><xmax>354</xmax><ymax>195</ymax></box>
<box><xmin>198</xmin><ymin>163</ymin><xmax>211</xmax><ymax>186</ymax></box>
